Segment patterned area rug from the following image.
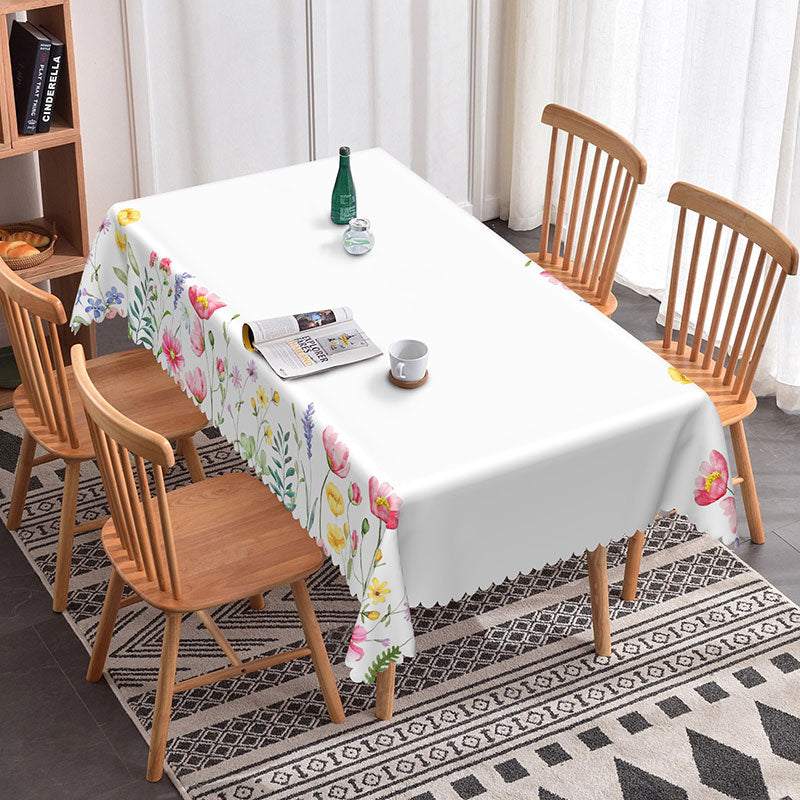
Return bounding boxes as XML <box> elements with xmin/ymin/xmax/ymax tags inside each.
<box><xmin>1</xmin><ymin>407</ymin><xmax>799</xmax><ymax>800</ymax></box>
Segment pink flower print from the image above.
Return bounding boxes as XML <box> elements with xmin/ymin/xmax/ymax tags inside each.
<box><xmin>694</xmin><ymin>450</ymin><xmax>729</xmax><ymax>506</ymax></box>
<box><xmin>246</xmin><ymin>359</ymin><xmax>257</xmax><ymax>380</ymax></box>
<box><xmin>369</xmin><ymin>477</ymin><xmax>402</xmax><ymax>530</ymax></box>
<box><xmin>149</xmin><ymin>250</ymin><xmax>158</xmax><ymax>269</ymax></box>
<box><xmin>348</xmin><ymin>482</ymin><xmax>362</xmax><ymax>505</ymax></box>
<box><xmin>351</xmin><ymin>528</ymin><xmax>358</xmax><ymax>552</ymax></box>
<box><xmin>190</xmin><ymin>316</ymin><xmax>204</xmax><ymax>356</ymax></box>
<box><xmin>162</xmin><ymin>329</ymin><xmax>184</xmax><ymax>375</ymax></box>
<box><xmin>185</xmin><ymin>367</ymin><xmax>207</xmax><ymax>403</ymax></box>
<box><xmin>188</xmin><ymin>285</ymin><xmax>226</xmax><ymax>319</ymax></box>
<box><xmin>159</xmin><ymin>257</ymin><xmax>172</xmax><ymax>275</ymax></box>
<box><xmin>216</xmin><ymin>357</ymin><xmax>225</xmax><ymax>380</ymax></box>
<box><xmin>323</xmin><ymin>426</ymin><xmax>351</xmax><ymax>478</ymax></box>
<box><xmin>106</xmin><ymin>307</ymin><xmax>117</xmax><ymax>319</ymax></box>
<box><xmin>347</xmin><ymin>625</ymin><xmax>367</xmax><ymax>662</ymax></box>
<box><xmin>721</xmin><ymin>496</ymin><xmax>738</xmax><ymax>534</ymax></box>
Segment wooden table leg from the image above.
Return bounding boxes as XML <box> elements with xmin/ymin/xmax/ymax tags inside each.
<box><xmin>375</xmin><ymin>662</ymin><xmax>396</xmax><ymax>720</ymax></box>
<box><xmin>587</xmin><ymin>544</ymin><xmax>611</xmax><ymax>657</ymax></box>
<box><xmin>622</xmin><ymin>530</ymin><xmax>645</xmax><ymax>601</ymax></box>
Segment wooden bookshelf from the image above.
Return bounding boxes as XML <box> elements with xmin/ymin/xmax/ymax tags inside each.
<box><xmin>0</xmin><ymin>0</ymin><xmax>94</xmax><ymax>410</ymax></box>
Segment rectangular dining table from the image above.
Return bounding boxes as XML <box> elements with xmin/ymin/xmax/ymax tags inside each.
<box><xmin>70</xmin><ymin>148</ymin><xmax>738</xmax><ymax>719</ymax></box>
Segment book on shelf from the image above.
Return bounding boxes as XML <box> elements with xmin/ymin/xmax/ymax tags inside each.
<box><xmin>9</xmin><ymin>21</ymin><xmax>52</xmax><ymax>135</ymax></box>
<box><xmin>243</xmin><ymin>307</ymin><xmax>381</xmax><ymax>378</ymax></box>
<box><xmin>32</xmin><ymin>25</ymin><xmax>65</xmax><ymax>133</ymax></box>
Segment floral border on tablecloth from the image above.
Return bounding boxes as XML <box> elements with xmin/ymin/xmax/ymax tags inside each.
<box><xmin>70</xmin><ymin>209</ymin><xmax>415</xmax><ymax>683</ymax></box>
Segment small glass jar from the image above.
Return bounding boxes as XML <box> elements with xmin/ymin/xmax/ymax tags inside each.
<box><xmin>343</xmin><ymin>218</ymin><xmax>375</xmax><ymax>255</ymax></box>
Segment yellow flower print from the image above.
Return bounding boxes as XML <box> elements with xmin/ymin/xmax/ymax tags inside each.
<box><xmin>326</xmin><ymin>482</ymin><xmax>344</xmax><ymax>516</ymax></box>
<box><xmin>365</xmin><ymin>610</ymin><xmax>380</xmax><ymax>620</ymax></box>
<box><xmin>327</xmin><ymin>523</ymin><xmax>346</xmax><ymax>553</ymax></box>
<box><xmin>374</xmin><ymin>548</ymin><xmax>382</xmax><ymax>564</ymax></box>
<box><xmin>250</xmin><ymin>396</ymin><xmax>257</xmax><ymax>412</ymax></box>
<box><xmin>272</xmin><ymin>391</ymin><xmax>280</xmax><ymax>404</ymax></box>
<box><xmin>668</xmin><ymin>366</ymin><xmax>691</xmax><ymax>384</ymax></box>
<box><xmin>368</xmin><ymin>578</ymin><xmax>390</xmax><ymax>604</ymax></box>
<box><xmin>256</xmin><ymin>386</ymin><xmax>268</xmax><ymax>408</ymax></box>
<box><xmin>114</xmin><ymin>227</ymin><xmax>127</xmax><ymax>253</ymax></box>
<box><xmin>266</xmin><ymin>426</ymin><xmax>273</xmax><ymax>445</ymax></box>
<box><xmin>117</xmin><ymin>208</ymin><xmax>140</xmax><ymax>226</ymax></box>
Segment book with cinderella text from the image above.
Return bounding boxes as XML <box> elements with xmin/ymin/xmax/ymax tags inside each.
<box><xmin>242</xmin><ymin>307</ymin><xmax>381</xmax><ymax>378</ymax></box>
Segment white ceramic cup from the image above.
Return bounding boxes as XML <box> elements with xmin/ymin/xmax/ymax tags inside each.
<box><xmin>389</xmin><ymin>339</ymin><xmax>428</xmax><ymax>383</ymax></box>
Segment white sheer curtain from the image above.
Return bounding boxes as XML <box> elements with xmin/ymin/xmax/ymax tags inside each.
<box><xmin>499</xmin><ymin>0</ymin><xmax>800</xmax><ymax>411</ymax></box>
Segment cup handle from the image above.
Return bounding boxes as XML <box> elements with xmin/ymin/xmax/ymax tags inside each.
<box><xmin>396</xmin><ymin>362</ymin><xmax>406</xmax><ymax>379</ymax></box>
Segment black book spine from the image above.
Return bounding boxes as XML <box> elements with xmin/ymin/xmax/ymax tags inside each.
<box><xmin>9</xmin><ymin>22</ymin><xmax>51</xmax><ymax>135</ymax></box>
<box><xmin>36</xmin><ymin>35</ymin><xmax>64</xmax><ymax>133</ymax></box>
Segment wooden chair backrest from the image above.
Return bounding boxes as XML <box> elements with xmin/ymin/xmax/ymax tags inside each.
<box><xmin>0</xmin><ymin>259</ymin><xmax>79</xmax><ymax>448</ymax></box>
<box><xmin>538</xmin><ymin>104</ymin><xmax>647</xmax><ymax>305</ymax></box>
<box><xmin>70</xmin><ymin>344</ymin><xmax>182</xmax><ymax>599</ymax></box>
<box><xmin>663</xmin><ymin>181</ymin><xmax>798</xmax><ymax>403</ymax></box>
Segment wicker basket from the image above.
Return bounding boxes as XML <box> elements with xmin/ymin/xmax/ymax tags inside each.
<box><xmin>0</xmin><ymin>221</ymin><xmax>57</xmax><ymax>271</ymax></box>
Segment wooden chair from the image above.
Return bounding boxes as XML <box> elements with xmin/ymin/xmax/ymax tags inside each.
<box><xmin>0</xmin><ymin>260</ymin><xmax>208</xmax><ymax>612</ymax></box>
<box><xmin>622</xmin><ymin>181</ymin><xmax>798</xmax><ymax>601</ymax></box>
<box><xmin>526</xmin><ymin>104</ymin><xmax>647</xmax><ymax>315</ymax></box>
<box><xmin>71</xmin><ymin>343</ymin><xmax>345</xmax><ymax>782</ymax></box>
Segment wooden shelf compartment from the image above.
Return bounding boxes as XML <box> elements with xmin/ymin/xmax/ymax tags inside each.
<box><xmin>0</xmin><ymin>0</ymin><xmax>80</xmax><ymax>149</ymax></box>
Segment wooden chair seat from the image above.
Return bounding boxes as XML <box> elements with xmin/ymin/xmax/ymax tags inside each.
<box><xmin>527</xmin><ymin>256</ymin><xmax>619</xmax><ymax>315</ymax></box>
<box><xmin>644</xmin><ymin>340</ymin><xmax>757</xmax><ymax>427</ymax></box>
<box><xmin>14</xmin><ymin>348</ymin><xmax>208</xmax><ymax>460</ymax></box>
<box><xmin>102</xmin><ymin>472</ymin><xmax>323</xmax><ymax>612</ymax></box>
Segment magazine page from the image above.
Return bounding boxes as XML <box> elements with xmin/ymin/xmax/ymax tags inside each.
<box><xmin>243</xmin><ymin>307</ymin><xmax>352</xmax><ymax>350</ymax></box>
<box><xmin>254</xmin><ymin>320</ymin><xmax>381</xmax><ymax>378</ymax></box>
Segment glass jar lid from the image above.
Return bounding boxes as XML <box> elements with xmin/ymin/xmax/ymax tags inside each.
<box><xmin>348</xmin><ymin>218</ymin><xmax>370</xmax><ymax>231</ymax></box>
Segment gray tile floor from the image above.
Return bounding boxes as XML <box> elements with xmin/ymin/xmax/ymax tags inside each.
<box><xmin>0</xmin><ymin>219</ymin><xmax>798</xmax><ymax>798</ymax></box>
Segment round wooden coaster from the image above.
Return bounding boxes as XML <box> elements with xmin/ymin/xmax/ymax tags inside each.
<box><xmin>388</xmin><ymin>369</ymin><xmax>428</xmax><ymax>389</ymax></box>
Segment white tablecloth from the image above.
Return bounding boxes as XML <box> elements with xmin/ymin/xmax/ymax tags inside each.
<box><xmin>70</xmin><ymin>148</ymin><xmax>738</xmax><ymax>683</ymax></box>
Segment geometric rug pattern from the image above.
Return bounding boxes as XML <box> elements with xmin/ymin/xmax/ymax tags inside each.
<box><xmin>1</xmin><ymin>406</ymin><xmax>799</xmax><ymax>799</ymax></box>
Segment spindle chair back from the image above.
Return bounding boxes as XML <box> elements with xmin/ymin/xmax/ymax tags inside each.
<box><xmin>528</xmin><ymin>104</ymin><xmax>647</xmax><ymax>315</ymax></box>
<box><xmin>660</xmin><ymin>181</ymin><xmax>798</xmax><ymax>405</ymax></box>
<box><xmin>0</xmin><ymin>259</ymin><xmax>79</xmax><ymax>450</ymax></box>
<box><xmin>73</xmin><ymin>343</ymin><xmax>182</xmax><ymax>599</ymax></box>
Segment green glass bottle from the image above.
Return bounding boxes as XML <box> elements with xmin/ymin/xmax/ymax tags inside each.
<box><xmin>331</xmin><ymin>146</ymin><xmax>357</xmax><ymax>224</ymax></box>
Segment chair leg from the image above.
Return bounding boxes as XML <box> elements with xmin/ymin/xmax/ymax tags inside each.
<box><xmin>249</xmin><ymin>593</ymin><xmax>265</xmax><ymax>610</ymax></box>
<box><xmin>87</xmin><ymin>569</ymin><xmax>125</xmax><ymax>682</ymax></box>
<box><xmin>587</xmin><ymin>544</ymin><xmax>611</xmax><ymax>657</ymax></box>
<box><xmin>291</xmin><ymin>580</ymin><xmax>345</xmax><ymax>724</ymax></box>
<box><xmin>146</xmin><ymin>612</ymin><xmax>182</xmax><ymax>783</ymax></box>
<box><xmin>52</xmin><ymin>461</ymin><xmax>81</xmax><ymax>612</ymax></box>
<box><xmin>179</xmin><ymin>436</ymin><xmax>206</xmax><ymax>482</ymax></box>
<box><xmin>7</xmin><ymin>431</ymin><xmax>37</xmax><ymax>530</ymax></box>
<box><xmin>376</xmin><ymin>663</ymin><xmax>396</xmax><ymax>720</ymax></box>
<box><xmin>622</xmin><ymin>530</ymin><xmax>645</xmax><ymax>601</ymax></box>
<box><xmin>730</xmin><ymin>421</ymin><xmax>765</xmax><ymax>544</ymax></box>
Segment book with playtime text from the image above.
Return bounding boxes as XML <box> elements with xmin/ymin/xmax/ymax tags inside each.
<box><xmin>242</xmin><ymin>307</ymin><xmax>381</xmax><ymax>378</ymax></box>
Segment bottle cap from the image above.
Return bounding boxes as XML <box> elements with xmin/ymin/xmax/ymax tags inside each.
<box><xmin>339</xmin><ymin>146</ymin><xmax>350</xmax><ymax>156</ymax></box>
<box><xmin>349</xmin><ymin>218</ymin><xmax>369</xmax><ymax>231</ymax></box>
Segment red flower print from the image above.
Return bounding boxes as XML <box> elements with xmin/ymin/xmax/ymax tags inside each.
<box><xmin>694</xmin><ymin>450</ymin><xmax>729</xmax><ymax>505</ymax></box>
<box><xmin>369</xmin><ymin>477</ymin><xmax>402</xmax><ymax>530</ymax></box>
<box><xmin>721</xmin><ymin>496</ymin><xmax>737</xmax><ymax>534</ymax></box>
<box><xmin>347</xmin><ymin>624</ymin><xmax>367</xmax><ymax>662</ymax></box>
<box><xmin>185</xmin><ymin>367</ymin><xmax>207</xmax><ymax>403</ymax></box>
<box><xmin>323</xmin><ymin>426</ymin><xmax>351</xmax><ymax>478</ymax></box>
<box><xmin>159</xmin><ymin>257</ymin><xmax>171</xmax><ymax>275</ymax></box>
<box><xmin>190</xmin><ymin>316</ymin><xmax>204</xmax><ymax>356</ymax></box>
<box><xmin>149</xmin><ymin>250</ymin><xmax>158</xmax><ymax>268</ymax></box>
<box><xmin>216</xmin><ymin>357</ymin><xmax>225</xmax><ymax>380</ymax></box>
<box><xmin>162</xmin><ymin>329</ymin><xmax>184</xmax><ymax>375</ymax></box>
<box><xmin>188</xmin><ymin>285</ymin><xmax>226</xmax><ymax>319</ymax></box>
<box><xmin>348</xmin><ymin>482</ymin><xmax>362</xmax><ymax>505</ymax></box>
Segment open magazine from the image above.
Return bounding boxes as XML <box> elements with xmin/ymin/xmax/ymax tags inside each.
<box><xmin>242</xmin><ymin>307</ymin><xmax>381</xmax><ymax>378</ymax></box>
